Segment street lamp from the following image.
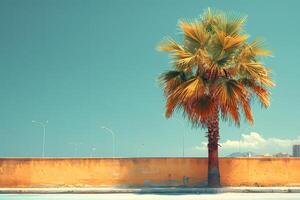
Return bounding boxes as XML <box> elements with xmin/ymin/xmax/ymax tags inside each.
<box><xmin>90</xmin><ymin>147</ymin><xmax>97</xmax><ymax>158</ymax></box>
<box><xmin>32</xmin><ymin>120</ymin><xmax>48</xmax><ymax>158</ymax></box>
<box><xmin>68</xmin><ymin>142</ymin><xmax>83</xmax><ymax>157</ymax></box>
<box><xmin>138</xmin><ymin>143</ymin><xmax>145</xmax><ymax>158</ymax></box>
<box><xmin>101</xmin><ymin>126</ymin><xmax>116</xmax><ymax>158</ymax></box>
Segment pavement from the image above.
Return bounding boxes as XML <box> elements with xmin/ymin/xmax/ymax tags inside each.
<box><xmin>1</xmin><ymin>187</ymin><xmax>300</xmax><ymax>194</ymax></box>
<box><xmin>1</xmin><ymin>193</ymin><xmax>300</xmax><ymax>200</ymax></box>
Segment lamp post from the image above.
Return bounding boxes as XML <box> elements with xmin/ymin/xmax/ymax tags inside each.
<box><xmin>32</xmin><ymin>120</ymin><xmax>48</xmax><ymax>158</ymax></box>
<box><xmin>90</xmin><ymin>147</ymin><xmax>97</xmax><ymax>158</ymax></box>
<box><xmin>68</xmin><ymin>142</ymin><xmax>83</xmax><ymax>157</ymax></box>
<box><xmin>138</xmin><ymin>143</ymin><xmax>145</xmax><ymax>158</ymax></box>
<box><xmin>101</xmin><ymin>126</ymin><xmax>115</xmax><ymax>158</ymax></box>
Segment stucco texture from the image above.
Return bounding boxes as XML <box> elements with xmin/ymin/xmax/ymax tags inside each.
<box><xmin>0</xmin><ymin>158</ymin><xmax>299</xmax><ymax>188</ymax></box>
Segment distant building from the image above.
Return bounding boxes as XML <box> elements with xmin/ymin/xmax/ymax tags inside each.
<box><xmin>273</xmin><ymin>152</ymin><xmax>290</xmax><ymax>158</ymax></box>
<box><xmin>227</xmin><ymin>152</ymin><xmax>292</xmax><ymax>158</ymax></box>
<box><xmin>255</xmin><ymin>153</ymin><xmax>273</xmax><ymax>158</ymax></box>
<box><xmin>293</xmin><ymin>144</ymin><xmax>300</xmax><ymax>157</ymax></box>
<box><xmin>227</xmin><ymin>152</ymin><xmax>257</xmax><ymax>158</ymax></box>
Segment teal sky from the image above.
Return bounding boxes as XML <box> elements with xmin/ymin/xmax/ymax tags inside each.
<box><xmin>0</xmin><ymin>0</ymin><xmax>299</xmax><ymax>158</ymax></box>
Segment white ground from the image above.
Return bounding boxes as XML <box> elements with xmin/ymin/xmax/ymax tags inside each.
<box><xmin>1</xmin><ymin>193</ymin><xmax>300</xmax><ymax>200</ymax></box>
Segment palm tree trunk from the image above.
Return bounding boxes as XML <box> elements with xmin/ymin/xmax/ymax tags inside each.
<box><xmin>207</xmin><ymin>112</ymin><xmax>221</xmax><ymax>187</ymax></box>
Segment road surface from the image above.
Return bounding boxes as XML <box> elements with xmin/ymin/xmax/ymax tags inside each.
<box><xmin>1</xmin><ymin>193</ymin><xmax>300</xmax><ymax>200</ymax></box>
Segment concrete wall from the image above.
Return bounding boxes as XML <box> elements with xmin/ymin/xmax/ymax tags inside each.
<box><xmin>0</xmin><ymin>158</ymin><xmax>300</xmax><ymax>188</ymax></box>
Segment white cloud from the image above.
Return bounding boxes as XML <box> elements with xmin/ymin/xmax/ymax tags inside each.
<box><xmin>223</xmin><ymin>132</ymin><xmax>266</xmax><ymax>149</ymax></box>
<box><xmin>196</xmin><ymin>132</ymin><xmax>300</xmax><ymax>153</ymax></box>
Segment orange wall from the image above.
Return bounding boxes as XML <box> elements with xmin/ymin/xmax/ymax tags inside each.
<box><xmin>0</xmin><ymin>158</ymin><xmax>300</xmax><ymax>187</ymax></box>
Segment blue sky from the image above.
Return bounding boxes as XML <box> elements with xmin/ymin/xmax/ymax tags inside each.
<box><xmin>0</xmin><ymin>0</ymin><xmax>299</xmax><ymax>157</ymax></box>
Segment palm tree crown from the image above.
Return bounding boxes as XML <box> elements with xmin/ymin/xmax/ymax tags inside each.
<box><xmin>158</xmin><ymin>8</ymin><xmax>274</xmax><ymax>127</ymax></box>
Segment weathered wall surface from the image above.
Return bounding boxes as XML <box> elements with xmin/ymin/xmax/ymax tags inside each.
<box><xmin>0</xmin><ymin>158</ymin><xmax>300</xmax><ymax>187</ymax></box>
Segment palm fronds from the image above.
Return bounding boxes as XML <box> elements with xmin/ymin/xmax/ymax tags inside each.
<box><xmin>158</xmin><ymin>8</ymin><xmax>274</xmax><ymax>127</ymax></box>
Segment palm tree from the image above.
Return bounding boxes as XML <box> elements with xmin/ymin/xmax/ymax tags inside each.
<box><xmin>158</xmin><ymin>8</ymin><xmax>274</xmax><ymax>187</ymax></box>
